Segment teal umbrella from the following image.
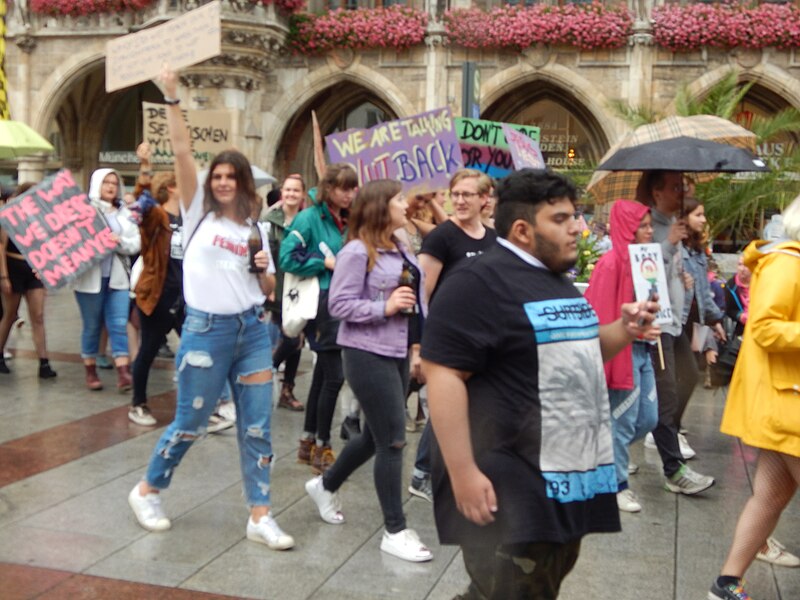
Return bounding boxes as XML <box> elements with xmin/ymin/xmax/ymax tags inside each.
<box><xmin>0</xmin><ymin>120</ymin><xmax>54</xmax><ymax>159</ymax></box>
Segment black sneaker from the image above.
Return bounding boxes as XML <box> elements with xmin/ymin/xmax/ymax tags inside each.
<box><xmin>340</xmin><ymin>415</ymin><xmax>361</xmax><ymax>440</ymax></box>
<box><xmin>708</xmin><ymin>579</ymin><xmax>753</xmax><ymax>600</ymax></box>
<box><xmin>0</xmin><ymin>359</ymin><xmax>9</xmax><ymax>374</ymax></box>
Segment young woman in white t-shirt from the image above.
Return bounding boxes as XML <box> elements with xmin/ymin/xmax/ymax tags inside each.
<box><xmin>127</xmin><ymin>67</ymin><xmax>294</xmax><ymax>551</ymax></box>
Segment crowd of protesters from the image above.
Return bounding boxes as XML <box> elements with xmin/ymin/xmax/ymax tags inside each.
<box><xmin>2</xmin><ymin>76</ymin><xmax>799</xmax><ymax>598</ymax></box>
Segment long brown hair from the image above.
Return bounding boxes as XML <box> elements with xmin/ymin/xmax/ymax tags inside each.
<box><xmin>348</xmin><ymin>179</ymin><xmax>403</xmax><ymax>271</ymax></box>
<box><xmin>202</xmin><ymin>150</ymin><xmax>256</xmax><ymax>222</ymax></box>
<box><xmin>683</xmin><ymin>196</ymin><xmax>707</xmax><ymax>252</ymax></box>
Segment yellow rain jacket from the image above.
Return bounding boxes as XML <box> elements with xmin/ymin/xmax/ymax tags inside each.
<box><xmin>720</xmin><ymin>239</ymin><xmax>800</xmax><ymax>457</ymax></box>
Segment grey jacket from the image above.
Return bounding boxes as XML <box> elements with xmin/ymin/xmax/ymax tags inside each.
<box><xmin>651</xmin><ymin>208</ymin><xmax>684</xmax><ymax>336</ymax></box>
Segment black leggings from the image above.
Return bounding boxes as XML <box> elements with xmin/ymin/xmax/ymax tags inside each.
<box><xmin>271</xmin><ymin>314</ymin><xmax>301</xmax><ymax>386</ymax></box>
<box><xmin>132</xmin><ymin>290</ymin><xmax>183</xmax><ymax>407</ymax></box>
<box><xmin>323</xmin><ymin>348</ymin><xmax>409</xmax><ymax>533</ymax></box>
<box><xmin>303</xmin><ymin>350</ymin><xmax>344</xmax><ymax>443</ymax></box>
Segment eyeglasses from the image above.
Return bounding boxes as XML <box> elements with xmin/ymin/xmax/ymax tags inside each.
<box><xmin>451</xmin><ymin>191</ymin><xmax>480</xmax><ymax>200</ymax></box>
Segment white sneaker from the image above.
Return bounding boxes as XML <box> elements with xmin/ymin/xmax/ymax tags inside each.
<box><xmin>644</xmin><ymin>432</ymin><xmax>657</xmax><ymax>449</ymax></box>
<box><xmin>128</xmin><ymin>484</ymin><xmax>171</xmax><ymax>531</ymax></box>
<box><xmin>246</xmin><ymin>514</ymin><xmax>294</xmax><ymax>550</ymax></box>
<box><xmin>128</xmin><ymin>405</ymin><xmax>157</xmax><ymax>427</ymax></box>
<box><xmin>664</xmin><ymin>464</ymin><xmax>714</xmax><ymax>495</ymax></box>
<box><xmin>756</xmin><ymin>537</ymin><xmax>800</xmax><ymax>567</ymax></box>
<box><xmin>678</xmin><ymin>433</ymin><xmax>696</xmax><ymax>460</ymax></box>
<box><xmin>206</xmin><ymin>413</ymin><xmax>234</xmax><ymax>434</ymax></box>
<box><xmin>2</xmin><ymin>350</ymin><xmax>11</xmax><ymax>360</ymax></box>
<box><xmin>380</xmin><ymin>528</ymin><xmax>433</xmax><ymax>562</ymax></box>
<box><xmin>616</xmin><ymin>489</ymin><xmax>642</xmax><ymax>513</ymax></box>
<box><xmin>628</xmin><ymin>462</ymin><xmax>639</xmax><ymax>475</ymax></box>
<box><xmin>305</xmin><ymin>476</ymin><xmax>344</xmax><ymax>524</ymax></box>
<box><xmin>217</xmin><ymin>401</ymin><xmax>237</xmax><ymax>423</ymax></box>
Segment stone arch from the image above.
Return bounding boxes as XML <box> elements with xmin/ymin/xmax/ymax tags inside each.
<box><xmin>668</xmin><ymin>64</ymin><xmax>800</xmax><ymax>114</ymax></box>
<box><xmin>266</xmin><ymin>64</ymin><xmax>415</xmax><ymax>182</ymax></box>
<box><xmin>479</xmin><ymin>63</ymin><xmax>626</xmax><ymax>154</ymax></box>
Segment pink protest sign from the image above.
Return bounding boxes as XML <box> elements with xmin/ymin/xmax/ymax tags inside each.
<box><xmin>0</xmin><ymin>170</ymin><xmax>117</xmax><ymax>290</ymax></box>
<box><xmin>502</xmin><ymin>124</ymin><xmax>546</xmax><ymax>170</ymax></box>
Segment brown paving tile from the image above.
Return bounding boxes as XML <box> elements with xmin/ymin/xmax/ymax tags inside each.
<box><xmin>0</xmin><ymin>390</ymin><xmax>176</xmax><ymax>488</ymax></box>
<box><xmin>9</xmin><ymin>348</ymin><xmax>175</xmax><ymax>369</ymax></box>
<box><xmin>0</xmin><ymin>562</ymin><xmax>74</xmax><ymax>600</ymax></box>
<box><xmin>0</xmin><ymin>563</ymin><xmax>240</xmax><ymax>600</ymax></box>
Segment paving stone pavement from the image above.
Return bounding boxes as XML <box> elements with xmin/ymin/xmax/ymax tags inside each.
<box><xmin>0</xmin><ymin>289</ymin><xmax>798</xmax><ymax>599</ymax></box>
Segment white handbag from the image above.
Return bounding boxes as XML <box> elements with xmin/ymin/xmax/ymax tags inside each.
<box><xmin>281</xmin><ymin>231</ymin><xmax>320</xmax><ymax>337</ymax></box>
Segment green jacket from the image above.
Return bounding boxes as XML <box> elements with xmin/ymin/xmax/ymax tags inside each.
<box><xmin>279</xmin><ymin>200</ymin><xmax>346</xmax><ymax>291</ymax></box>
<box><xmin>262</xmin><ymin>208</ymin><xmax>291</xmax><ymax>312</ymax></box>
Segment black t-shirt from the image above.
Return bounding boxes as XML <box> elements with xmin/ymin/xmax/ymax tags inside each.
<box><xmin>420</xmin><ymin>220</ymin><xmax>497</xmax><ymax>293</ymax></box>
<box><xmin>421</xmin><ymin>243</ymin><xmax>620</xmax><ymax>547</ymax></box>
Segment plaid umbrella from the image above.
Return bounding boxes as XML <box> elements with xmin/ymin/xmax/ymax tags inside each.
<box><xmin>586</xmin><ymin>115</ymin><xmax>758</xmax><ymax>204</ymax></box>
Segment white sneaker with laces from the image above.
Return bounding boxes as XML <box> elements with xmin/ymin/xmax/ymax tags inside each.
<box><xmin>756</xmin><ymin>537</ymin><xmax>800</xmax><ymax>567</ymax></box>
<box><xmin>305</xmin><ymin>476</ymin><xmax>344</xmax><ymax>524</ymax></box>
<box><xmin>128</xmin><ymin>405</ymin><xmax>157</xmax><ymax>427</ymax></box>
<box><xmin>664</xmin><ymin>464</ymin><xmax>714</xmax><ymax>495</ymax></box>
<box><xmin>616</xmin><ymin>489</ymin><xmax>642</xmax><ymax>513</ymax></box>
<box><xmin>128</xmin><ymin>484</ymin><xmax>171</xmax><ymax>531</ymax></box>
<box><xmin>380</xmin><ymin>528</ymin><xmax>433</xmax><ymax>562</ymax></box>
<box><xmin>644</xmin><ymin>432</ymin><xmax>657</xmax><ymax>450</ymax></box>
<box><xmin>246</xmin><ymin>514</ymin><xmax>294</xmax><ymax>550</ymax></box>
<box><xmin>628</xmin><ymin>462</ymin><xmax>639</xmax><ymax>475</ymax></box>
<box><xmin>217</xmin><ymin>401</ymin><xmax>237</xmax><ymax>423</ymax></box>
<box><xmin>678</xmin><ymin>432</ymin><xmax>696</xmax><ymax>460</ymax></box>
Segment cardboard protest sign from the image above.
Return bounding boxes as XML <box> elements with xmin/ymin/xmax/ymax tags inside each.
<box><xmin>105</xmin><ymin>1</ymin><xmax>221</xmax><ymax>92</ymax></box>
<box><xmin>628</xmin><ymin>243</ymin><xmax>673</xmax><ymax>325</ymax></box>
<box><xmin>456</xmin><ymin>117</ymin><xmax>540</xmax><ymax>178</ymax></box>
<box><xmin>502</xmin><ymin>124</ymin><xmax>546</xmax><ymax>170</ymax></box>
<box><xmin>143</xmin><ymin>101</ymin><xmax>233</xmax><ymax>167</ymax></box>
<box><xmin>325</xmin><ymin>107</ymin><xmax>463</xmax><ymax>194</ymax></box>
<box><xmin>0</xmin><ymin>170</ymin><xmax>117</xmax><ymax>290</ymax></box>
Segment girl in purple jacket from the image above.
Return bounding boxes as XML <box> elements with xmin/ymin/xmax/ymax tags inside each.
<box><xmin>304</xmin><ymin>179</ymin><xmax>433</xmax><ymax>563</ymax></box>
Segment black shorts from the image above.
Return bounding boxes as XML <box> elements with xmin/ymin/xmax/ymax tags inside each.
<box><xmin>7</xmin><ymin>256</ymin><xmax>43</xmax><ymax>293</ymax></box>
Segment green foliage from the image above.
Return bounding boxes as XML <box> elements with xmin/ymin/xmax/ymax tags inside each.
<box><xmin>609</xmin><ymin>72</ymin><xmax>800</xmax><ymax>241</ymax></box>
<box><xmin>572</xmin><ymin>230</ymin><xmax>603</xmax><ymax>283</ymax></box>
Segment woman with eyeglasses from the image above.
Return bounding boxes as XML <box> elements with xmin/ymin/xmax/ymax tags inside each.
<box><xmin>418</xmin><ymin>169</ymin><xmax>497</xmax><ymax>302</ymax></box>
<box><xmin>410</xmin><ymin>169</ymin><xmax>497</xmax><ymax>503</ymax></box>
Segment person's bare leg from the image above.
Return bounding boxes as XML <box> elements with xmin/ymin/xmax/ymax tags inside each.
<box><xmin>25</xmin><ymin>288</ymin><xmax>48</xmax><ymax>359</ymax></box>
<box><xmin>0</xmin><ymin>292</ymin><xmax>22</xmax><ymax>353</ymax></box>
<box><xmin>719</xmin><ymin>450</ymin><xmax>797</xmax><ymax>577</ymax></box>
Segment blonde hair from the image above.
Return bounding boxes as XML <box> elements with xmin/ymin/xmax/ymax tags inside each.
<box><xmin>781</xmin><ymin>194</ymin><xmax>800</xmax><ymax>242</ymax></box>
<box><xmin>449</xmin><ymin>169</ymin><xmax>492</xmax><ymax>196</ymax></box>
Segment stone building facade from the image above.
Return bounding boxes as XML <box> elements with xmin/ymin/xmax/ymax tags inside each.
<box><xmin>3</xmin><ymin>0</ymin><xmax>799</xmax><ymax>189</ymax></box>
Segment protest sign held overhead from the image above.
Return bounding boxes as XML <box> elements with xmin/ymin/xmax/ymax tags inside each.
<box><xmin>105</xmin><ymin>1</ymin><xmax>221</xmax><ymax>92</ymax></box>
<box><xmin>628</xmin><ymin>243</ymin><xmax>673</xmax><ymax>325</ymax></box>
<box><xmin>456</xmin><ymin>117</ymin><xmax>541</xmax><ymax>178</ymax></box>
<box><xmin>142</xmin><ymin>101</ymin><xmax>233</xmax><ymax>167</ymax></box>
<box><xmin>325</xmin><ymin>107</ymin><xmax>463</xmax><ymax>194</ymax></box>
<box><xmin>0</xmin><ymin>170</ymin><xmax>117</xmax><ymax>290</ymax></box>
<box><xmin>502</xmin><ymin>124</ymin><xmax>546</xmax><ymax>170</ymax></box>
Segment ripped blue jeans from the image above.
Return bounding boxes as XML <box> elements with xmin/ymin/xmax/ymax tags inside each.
<box><xmin>144</xmin><ymin>305</ymin><xmax>274</xmax><ymax>506</ymax></box>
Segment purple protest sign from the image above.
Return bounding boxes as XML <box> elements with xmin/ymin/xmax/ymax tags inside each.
<box><xmin>502</xmin><ymin>124</ymin><xmax>546</xmax><ymax>170</ymax></box>
<box><xmin>325</xmin><ymin>107</ymin><xmax>463</xmax><ymax>194</ymax></box>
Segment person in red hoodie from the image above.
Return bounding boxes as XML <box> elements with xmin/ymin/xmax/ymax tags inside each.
<box><xmin>585</xmin><ymin>200</ymin><xmax>660</xmax><ymax>513</ymax></box>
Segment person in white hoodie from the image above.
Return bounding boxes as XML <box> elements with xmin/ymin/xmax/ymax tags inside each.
<box><xmin>73</xmin><ymin>168</ymin><xmax>140</xmax><ymax>392</ymax></box>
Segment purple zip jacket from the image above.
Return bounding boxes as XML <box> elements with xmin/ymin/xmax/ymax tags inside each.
<box><xmin>329</xmin><ymin>239</ymin><xmax>426</xmax><ymax>358</ymax></box>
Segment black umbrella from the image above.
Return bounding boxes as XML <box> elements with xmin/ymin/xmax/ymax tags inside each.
<box><xmin>597</xmin><ymin>136</ymin><xmax>768</xmax><ymax>173</ymax></box>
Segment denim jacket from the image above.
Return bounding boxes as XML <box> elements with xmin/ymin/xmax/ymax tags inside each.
<box><xmin>329</xmin><ymin>239</ymin><xmax>426</xmax><ymax>358</ymax></box>
<box><xmin>682</xmin><ymin>246</ymin><xmax>723</xmax><ymax>325</ymax></box>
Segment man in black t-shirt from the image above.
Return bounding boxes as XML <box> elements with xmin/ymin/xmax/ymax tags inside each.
<box><xmin>421</xmin><ymin>169</ymin><xmax>660</xmax><ymax>599</ymax></box>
